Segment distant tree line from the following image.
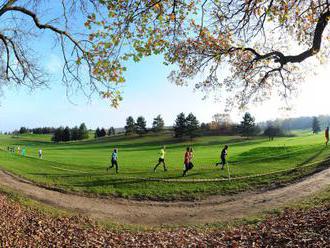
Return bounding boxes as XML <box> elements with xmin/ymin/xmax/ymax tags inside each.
<box><xmin>14</xmin><ymin>126</ymin><xmax>56</xmax><ymax>135</ymax></box>
<box><xmin>122</xmin><ymin>112</ymin><xmax>263</xmax><ymax>140</ymax></box>
<box><xmin>31</xmin><ymin>127</ymin><xmax>56</xmax><ymax>134</ymax></box>
<box><xmin>259</xmin><ymin>115</ymin><xmax>330</xmax><ymax>131</ymax></box>
<box><xmin>124</xmin><ymin>115</ymin><xmax>165</xmax><ymax>135</ymax></box>
<box><xmin>199</xmin><ymin>122</ymin><xmax>236</xmax><ymax>136</ymax></box>
<box><xmin>93</xmin><ymin>112</ymin><xmax>326</xmax><ymax>141</ymax></box>
<box><xmin>95</xmin><ymin>127</ymin><xmax>116</xmax><ymax>138</ymax></box>
<box><xmin>173</xmin><ymin>113</ymin><xmax>200</xmax><ymax>139</ymax></box>
<box><xmin>52</xmin><ymin>123</ymin><xmax>89</xmax><ymax>142</ymax></box>
<box><xmin>199</xmin><ymin>113</ymin><xmax>237</xmax><ymax>136</ymax></box>
<box><xmin>124</xmin><ymin>113</ymin><xmax>201</xmax><ymax>139</ymax></box>
<box><xmin>11</xmin><ymin>113</ymin><xmax>326</xmax><ymax>143</ymax></box>
<box><xmin>173</xmin><ymin>112</ymin><xmax>262</xmax><ymax>139</ymax></box>
<box><xmin>197</xmin><ymin>113</ymin><xmax>259</xmax><ymax>138</ymax></box>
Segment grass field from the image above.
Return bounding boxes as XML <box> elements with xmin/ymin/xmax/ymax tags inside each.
<box><xmin>0</xmin><ymin>131</ymin><xmax>329</xmax><ymax>200</ymax></box>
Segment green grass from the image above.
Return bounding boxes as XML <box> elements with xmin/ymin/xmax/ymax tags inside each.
<box><xmin>0</xmin><ymin>131</ymin><xmax>329</xmax><ymax>200</ymax></box>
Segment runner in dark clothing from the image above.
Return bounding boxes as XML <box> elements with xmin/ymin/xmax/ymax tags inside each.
<box><xmin>107</xmin><ymin>148</ymin><xmax>119</xmax><ymax>173</ymax></box>
<box><xmin>182</xmin><ymin>147</ymin><xmax>191</xmax><ymax>177</ymax></box>
<box><xmin>188</xmin><ymin>147</ymin><xmax>194</xmax><ymax>169</ymax></box>
<box><xmin>216</xmin><ymin>145</ymin><xmax>228</xmax><ymax>170</ymax></box>
<box><xmin>325</xmin><ymin>127</ymin><xmax>329</xmax><ymax>146</ymax></box>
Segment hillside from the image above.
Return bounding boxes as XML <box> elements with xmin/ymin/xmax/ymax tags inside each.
<box><xmin>0</xmin><ymin>132</ymin><xmax>329</xmax><ymax>200</ymax></box>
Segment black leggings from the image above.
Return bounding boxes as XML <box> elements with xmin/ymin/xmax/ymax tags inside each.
<box><xmin>183</xmin><ymin>162</ymin><xmax>193</xmax><ymax>176</ymax></box>
<box><xmin>154</xmin><ymin>158</ymin><xmax>167</xmax><ymax>171</ymax></box>
<box><xmin>109</xmin><ymin>159</ymin><xmax>119</xmax><ymax>173</ymax></box>
<box><xmin>216</xmin><ymin>158</ymin><xmax>226</xmax><ymax>169</ymax></box>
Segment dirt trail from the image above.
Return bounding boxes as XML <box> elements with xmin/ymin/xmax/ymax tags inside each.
<box><xmin>0</xmin><ymin>168</ymin><xmax>329</xmax><ymax>227</ymax></box>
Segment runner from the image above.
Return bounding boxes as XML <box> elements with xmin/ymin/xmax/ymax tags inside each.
<box><xmin>325</xmin><ymin>127</ymin><xmax>329</xmax><ymax>146</ymax></box>
<box><xmin>38</xmin><ymin>149</ymin><xmax>42</xmax><ymax>159</ymax></box>
<box><xmin>107</xmin><ymin>148</ymin><xmax>119</xmax><ymax>173</ymax></box>
<box><xmin>182</xmin><ymin>147</ymin><xmax>191</xmax><ymax>177</ymax></box>
<box><xmin>215</xmin><ymin>145</ymin><xmax>228</xmax><ymax>170</ymax></box>
<box><xmin>153</xmin><ymin>146</ymin><xmax>167</xmax><ymax>172</ymax></box>
<box><xmin>188</xmin><ymin>147</ymin><xmax>194</xmax><ymax>169</ymax></box>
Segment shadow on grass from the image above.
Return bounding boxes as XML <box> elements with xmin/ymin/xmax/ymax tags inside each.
<box><xmin>297</xmin><ymin>146</ymin><xmax>327</xmax><ymax>166</ymax></box>
<box><xmin>231</xmin><ymin>145</ymin><xmax>324</xmax><ymax>165</ymax></box>
<box><xmin>50</xmin><ymin>137</ymin><xmax>265</xmax><ymax>153</ymax></box>
<box><xmin>28</xmin><ymin>173</ymin><xmax>102</xmax><ymax>178</ymax></box>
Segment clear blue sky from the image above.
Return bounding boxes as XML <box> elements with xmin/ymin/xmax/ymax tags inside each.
<box><xmin>0</xmin><ymin>4</ymin><xmax>329</xmax><ymax>132</ymax></box>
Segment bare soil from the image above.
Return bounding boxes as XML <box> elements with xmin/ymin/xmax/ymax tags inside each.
<box><xmin>0</xmin><ymin>168</ymin><xmax>329</xmax><ymax>227</ymax></box>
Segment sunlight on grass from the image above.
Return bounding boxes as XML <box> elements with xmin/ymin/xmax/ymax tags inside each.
<box><xmin>0</xmin><ymin>131</ymin><xmax>328</xmax><ymax>200</ymax></box>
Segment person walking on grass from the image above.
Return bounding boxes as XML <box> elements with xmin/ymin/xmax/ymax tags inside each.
<box><xmin>325</xmin><ymin>127</ymin><xmax>329</xmax><ymax>146</ymax></box>
<box><xmin>216</xmin><ymin>145</ymin><xmax>228</xmax><ymax>170</ymax></box>
<box><xmin>189</xmin><ymin>147</ymin><xmax>194</xmax><ymax>169</ymax></box>
<box><xmin>153</xmin><ymin>146</ymin><xmax>167</xmax><ymax>172</ymax></box>
<box><xmin>38</xmin><ymin>149</ymin><xmax>42</xmax><ymax>159</ymax></box>
<box><xmin>107</xmin><ymin>148</ymin><xmax>119</xmax><ymax>173</ymax></box>
<box><xmin>183</xmin><ymin>147</ymin><xmax>193</xmax><ymax>176</ymax></box>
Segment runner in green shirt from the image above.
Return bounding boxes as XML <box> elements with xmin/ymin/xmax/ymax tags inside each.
<box><xmin>153</xmin><ymin>146</ymin><xmax>167</xmax><ymax>172</ymax></box>
<box><xmin>107</xmin><ymin>148</ymin><xmax>119</xmax><ymax>173</ymax></box>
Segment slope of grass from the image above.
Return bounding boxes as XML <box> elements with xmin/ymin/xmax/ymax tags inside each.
<box><xmin>0</xmin><ymin>132</ymin><xmax>329</xmax><ymax>200</ymax></box>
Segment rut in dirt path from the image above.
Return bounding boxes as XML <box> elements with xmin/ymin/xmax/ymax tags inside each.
<box><xmin>0</xmin><ymin>168</ymin><xmax>329</xmax><ymax>227</ymax></box>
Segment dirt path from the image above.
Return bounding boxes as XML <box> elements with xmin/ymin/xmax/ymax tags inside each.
<box><xmin>0</xmin><ymin>168</ymin><xmax>329</xmax><ymax>227</ymax></box>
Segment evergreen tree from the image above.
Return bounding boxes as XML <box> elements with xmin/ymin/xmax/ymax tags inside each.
<box><xmin>19</xmin><ymin>127</ymin><xmax>28</xmax><ymax>134</ymax></box>
<box><xmin>136</xmin><ymin>116</ymin><xmax>147</xmax><ymax>135</ymax></box>
<box><xmin>63</xmin><ymin>126</ymin><xmax>71</xmax><ymax>142</ymax></box>
<box><xmin>152</xmin><ymin>114</ymin><xmax>165</xmax><ymax>132</ymax></box>
<box><xmin>78</xmin><ymin>123</ymin><xmax>89</xmax><ymax>140</ymax></box>
<box><xmin>100</xmin><ymin>128</ymin><xmax>107</xmax><ymax>137</ymax></box>
<box><xmin>200</xmin><ymin>123</ymin><xmax>208</xmax><ymax>130</ymax></box>
<box><xmin>239</xmin><ymin>112</ymin><xmax>258</xmax><ymax>138</ymax></box>
<box><xmin>95</xmin><ymin>128</ymin><xmax>101</xmax><ymax>138</ymax></box>
<box><xmin>71</xmin><ymin>126</ymin><xmax>80</xmax><ymax>140</ymax></box>
<box><xmin>107</xmin><ymin>127</ymin><xmax>114</xmax><ymax>136</ymax></box>
<box><xmin>312</xmin><ymin>116</ymin><xmax>321</xmax><ymax>134</ymax></box>
<box><xmin>174</xmin><ymin>113</ymin><xmax>187</xmax><ymax>138</ymax></box>
<box><xmin>125</xmin><ymin>116</ymin><xmax>136</xmax><ymax>135</ymax></box>
<box><xmin>52</xmin><ymin>127</ymin><xmax>64</xmax><ymax>142</ymax></box>
<box><xmin>186</xmin><ymin>113</ymin><xmax>200</xmax><ymax>139</ymax></box>
<box><xmin>107</xmin><ymin>127</ymin><xmax>115</xmax><ymax>136</ymax></box>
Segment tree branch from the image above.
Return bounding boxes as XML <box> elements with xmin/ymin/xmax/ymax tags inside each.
<box><xmin>1</xmin><ymin>6</ymin><xmax>86</xmax><ymax>55</ymax></box>
<box><xmin>281</xmin><ymin>10</ymin><xmax>330</xmax><ymax>64</ymax></box>
<box><xmin>0</xmin><ymin>33</ymin><xmax>10</xmax><ymax>77</ymax></box>
<box><xmin>238</xmin><ymin>11</ymin><xmax>330</xmax><ymax>66</ymax></box>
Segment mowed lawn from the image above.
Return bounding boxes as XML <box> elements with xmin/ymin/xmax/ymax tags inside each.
<box><xmin>0</xmin><ymin>131</ymin><xmax>329</xmax><ymax>200</ymax></box>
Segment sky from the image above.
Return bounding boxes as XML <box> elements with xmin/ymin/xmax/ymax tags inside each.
<box><xmin>1</xmin><ymin>52</ymin><xmax>329</xmax><ymax>132</ymax></box>
<box><xmin>0</xmin><ymin>4</ymin><xmax>330</xmax><ymax>132</ymax></box>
